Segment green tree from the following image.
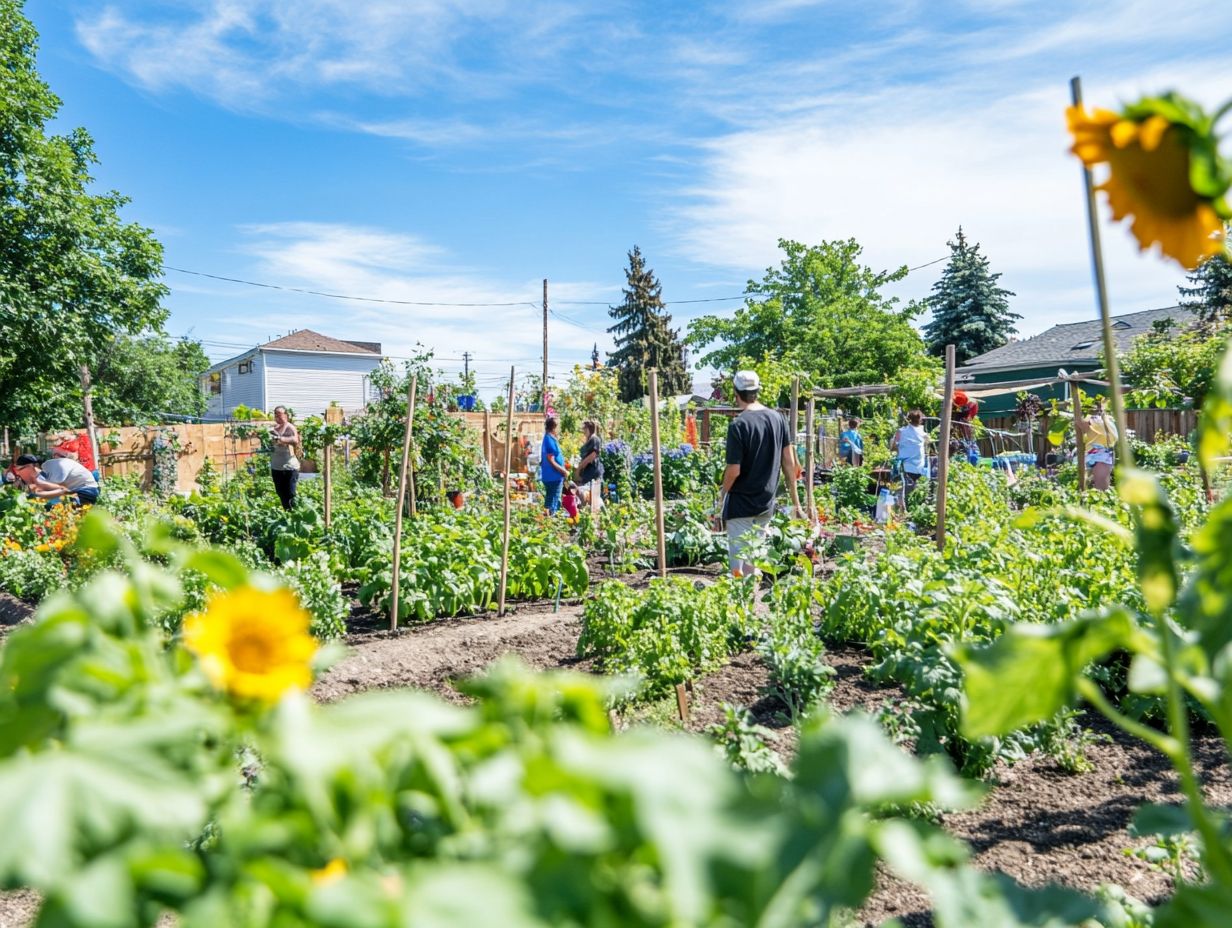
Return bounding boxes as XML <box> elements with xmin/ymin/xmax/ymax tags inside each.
<box><xmin>0</xmin><ymin>0</ymin><xmax>168</xmax><ymax>437</ymax></box>
<box><xmin>687</xmin><ymin>238</ymin><xmax>932</xmax><ymax>389</ymax></box>
<box><xmin>91</xmin><ymin>335</ymin><xmax>211</xmax><ymax>424</ymax></box>
<box><xmin>1119</xmin><ymin>318</ymin><xmax>1230</xmax><ymax>410</ymax></box>
<box><xmin>607</xmin><ymin>246</ymin><xmax>689</xmax><ymax>402</ymax></box>
<box><xmin>1179</xmin><ymin>233</ymin><xmax>1232</xmax><ymax>325</ymax></box>
<box><xmin>922</xmin><ymin>228</ymin><xmax>1019</xmax><ymax>364</ymax></box>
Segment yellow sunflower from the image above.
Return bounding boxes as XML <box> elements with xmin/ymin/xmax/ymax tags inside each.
<box><xmin>1067</xmin><ymin>99</ymin><xmax>1230</xmax><ymax>269</ymax></box>
<box><xmin>183</xmin><ymin>586</ymin><xmax>317</xmax><ymax>703</ymax></box>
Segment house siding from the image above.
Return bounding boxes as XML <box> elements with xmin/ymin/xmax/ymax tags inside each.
<box><xmin>204</xmin><ymin>353</ymin><xmax>266</xmax><ymax>418</ymax></box>
<box><xmin>262</xmin><ymin>350</ymin><xmax>380</xmax><ymax>417</ymax></box>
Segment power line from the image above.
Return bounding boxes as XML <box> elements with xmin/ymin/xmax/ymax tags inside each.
<box><xmin>162</xmin><ymin>265</ymin><xmax>540</xmax><ymax>308</ymax></box>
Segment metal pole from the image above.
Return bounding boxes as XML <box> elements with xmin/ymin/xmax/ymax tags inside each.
<box><xmin>542</xmin><ymin>278</ymin><xmax>549</xmax><ymax>413</ymax></box>
<box><xmin>648</xmin><ymin>369</ymin><xmax>668</xmax><ymax>579</ymax></box>
<box><xmin>389</xmin><ymin>373</ymin><xmax>418</xmax><ymax>631</ymax></box>
<box><xmin>498</xmin><ymin>367</ymin><xmax>516</xmax><ymax>615</ymax></box>
<box><xmin>1070</xmin><ymin>76</ymin><xmax>1133</xmax><ymax>466</ymax></box>
<box><xmin>935</xmin><ymin>345</ymin><xmax>956</xmax><ymax>551</ymax></box>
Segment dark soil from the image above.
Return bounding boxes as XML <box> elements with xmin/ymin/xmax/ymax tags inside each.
<box><xmin>0</xmin><ymin>593</ymin><xmax>34</xmax><ymax>640</ymax></box>
<box><xmin>4</xmin><ymin>591</ymin><xmax>1231</xmax><ymax>927</ymax></box>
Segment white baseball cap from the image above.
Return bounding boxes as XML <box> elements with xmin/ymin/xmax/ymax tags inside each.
<box><xmin>733</xmin><ymin>370</ymin><xmax>761</xmax><ymax>391</ymax></box>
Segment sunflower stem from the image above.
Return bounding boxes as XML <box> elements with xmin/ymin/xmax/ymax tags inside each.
<box><xmin>1212</xmin><ymin>98</ymin><xmax>1232</xmax><ymax>130</ymax></box>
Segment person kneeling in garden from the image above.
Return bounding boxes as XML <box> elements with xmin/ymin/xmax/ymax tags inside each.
<box><xmin>11</xmin><ymin>452</ymin><xmax>99</xmax><ymax>506</ymax></box>
<box><xmin>718</xmin><ymin>370</ymin><xmax>802</xmax><ymax>578</ymax></box>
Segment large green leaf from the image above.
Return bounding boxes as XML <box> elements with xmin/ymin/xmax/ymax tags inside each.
<box><xmin>955</xmin><ymin>609</ymin><xmax>1139</xmax><ymax>739</ymax></box>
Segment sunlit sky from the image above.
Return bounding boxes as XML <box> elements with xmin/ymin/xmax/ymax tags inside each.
<box><xmin>25</xmin><ymin>0</ymin><xmax>1232</xmax><ymax>394</ymax></box>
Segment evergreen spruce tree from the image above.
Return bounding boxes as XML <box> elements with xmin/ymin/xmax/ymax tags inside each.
<box><xmin>607</xmin><ymin>246</ymin><xmax>689</xmax><ymax>401</ymax></box>
<box><xmin>923</xmin><ymin>228</ymin><xmax>1019</xmax><ymax>364</ymax></box>
<box><xmin>1178</xmin><ymin>232</ymin><xmax>1232</xmax><ymax>325</ymax></box>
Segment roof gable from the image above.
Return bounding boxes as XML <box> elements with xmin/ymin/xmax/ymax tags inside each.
<box><xmin>962</xmin><ymin>306</ymin><xmax>1188</xmax><ymax>371</ymax></box>
<box><xmin>259</xmin><ymin>330</ymin><xmax>382</xmax><ymax>355</ymax></box>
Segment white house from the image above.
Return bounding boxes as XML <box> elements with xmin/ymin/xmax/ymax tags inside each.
<box><xmin>202</xmin><ymin>330</ymin><xmax>383</xmax><ymax>419</ymax></box>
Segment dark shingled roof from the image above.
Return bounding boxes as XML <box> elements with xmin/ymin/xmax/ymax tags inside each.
<box><xmin>962</xmin><ymin>306</ymin><xmax>1188</xmax><ymax>371</ymax></box>
<box><xmin>260</xmin><ymin>330</ymin><xmax>382</xmax><ymax>355</ymax></box>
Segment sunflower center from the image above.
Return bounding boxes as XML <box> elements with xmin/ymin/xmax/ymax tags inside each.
<box><xmin>1105</xmin><ymin>129</ymin><xmax>1200</xmax><ymax>218</ymax></box>
<box><xmin>229</xmin><ymin>628</ymin><xmax>276</xmax><ymax>673</ymax></box>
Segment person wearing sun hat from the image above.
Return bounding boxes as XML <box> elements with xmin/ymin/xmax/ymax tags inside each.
<box><xmin>717</xmin><ymin>370</ymin><xmax>802</xmax><ymax>578</ymax></box>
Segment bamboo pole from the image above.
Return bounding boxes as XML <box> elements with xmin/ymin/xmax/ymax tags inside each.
<box><xmin>1072</xmin><ymin>384</ymin><xmax>1087</xmax><ymax>494</ymax></box>
<box><xmin>389</xmin><ymin>374</ymin><xmax>418</xmax><ymax>631</ymax></box>
<box><xmin>1070</xmin><ymin>76</ymin><xmax>1133</xmax><ymax>467</ymax></box>
<box><xmin>648</xmin><ymin>369</ymin><xmax>667</xmax><ymax>579</ymax></box>
<box><xmin>805</xmin><ymin>398</ymin><xmax>816</xmax><ymax>523</ymax></box>
<box><xmin>498</xmin><ymin>367</ymin><xmax>516</xmax><ymax>615</ymax></box>
<box><xmin>935</xmin><ymin>345</ymin><xmax>956</xmax><ymax>551</ymax></box>
<box><xmin>323</xmin><ymin>442</ymin><xmax>333</xmax><ymax>529</ymax></box>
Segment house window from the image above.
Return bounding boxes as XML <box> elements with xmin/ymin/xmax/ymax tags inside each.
<box><xmin>1071</xmin><ymin>340</ymin><xmax>1095</xmax><ymax>350</ymax></box>
<box><xmin>208</xmin><ymin>372</ymin><xmax>222</xmax><ymax>395</ymax></box>
<box><xmin>238</xmin><ymin>360</ymin><xmax>253</xmax><ymax>375</ymax></box>
<box><xmin>1113</xmin><ymin>320</ymin><xmax>1132</xmax><ymax>329</ymax></box>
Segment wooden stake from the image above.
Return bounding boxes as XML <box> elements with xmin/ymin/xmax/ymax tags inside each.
<box><xmin>648</xmin><ymin>369</ymin><xmax>667</xmax><ymax>579</ymax></box>
<box><xmin>389</xmin><ymin>374</ymin><xmax>418</xmax><ymax>631</ymax></box>
<box><xmin>805</xmin><ymin>398</ymin><xmax>816</xmax><ymax>523</ymax></box>
<box><xmin>1071</xmin><ymin>76</ymin><xmax>1133</xmax><ymax>467</ymax></box>
<box><xmin>79</xmin><ymin>364</ymin><xmax>100</xmax><ymax>474</ymax></box>
<box><xmin>935</xmin><ymin>345</ymin><xmax>956</xmax><ymax>551</ymax></box>
<box><xmin>789</xmin><ymin>375</ymin><xmax>800</xmax><ymax>438</ymax></box>
<box><xmin>1072</xmin><ymin>383</ymin><xmax>1087</xmax><ymax>494</ymax></box>
<box><xmin>542</xmin><ymin>278</ymin><xmax>549</xmax><ymax>412</ymax></box>
<box><xmin>675</xmin><ymin>682</ymin><xmax>689</xmax><ymax>722</ymax></box>
<box><xmin>323</xmin><ymin>442</ymin><xmax>333</xmax><ymax>529</ymax></box>
<box><xmin>498</xmin><ymin>367</ymin><xmax>516</xmax><ymax>616</ymax></box>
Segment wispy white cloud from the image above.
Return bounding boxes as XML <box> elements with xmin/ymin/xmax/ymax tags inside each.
<box><xmin>204</xmin><ymin>222</ymin><xmax>616</xmax><ymax>382</ymax></box>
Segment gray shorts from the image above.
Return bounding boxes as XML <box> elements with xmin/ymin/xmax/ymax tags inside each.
<box><xmin>726</xmin><ymin>512</ymin><xmax>772</xmax><ymax>576</ymax></box>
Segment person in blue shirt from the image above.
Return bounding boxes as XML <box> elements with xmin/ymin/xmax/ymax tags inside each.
<box><xmin>838</xmin><ymin>417</ymin><xmax>864</xmax><ymax>466</ymax></box>
<box><xmin>540</xmin><ymin>417</ymin><xmax>568</xmax><ymax>513</ymax></box>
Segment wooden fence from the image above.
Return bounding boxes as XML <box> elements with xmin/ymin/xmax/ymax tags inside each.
<box><xmin>975</xmin><ymin>408</ymin><xmax>1197</xmax><ymax>461</ymax></box>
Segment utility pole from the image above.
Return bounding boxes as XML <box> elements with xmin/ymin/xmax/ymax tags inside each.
<box><xmin>461</xmin><ymin>351</ymin><xmax>472</xmax><ymax>381</ymax></box>
<box><xmin>542</xmin><ymin>278</ymin><xmax>549</xmax><ymax>413</ymax></box>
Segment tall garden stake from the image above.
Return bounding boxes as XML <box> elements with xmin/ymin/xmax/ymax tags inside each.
<box><xmin>648</xmin><ymin>369</ymin><xmax>667</xmax><ymax>579</ymax></box>
<box><xmin>789</xmin><ymin>375</ymin><xmax>800</xmax><ymax>439</ymax></box>
<box><xmin>323</xmin><ymin>441</ymin><xmax>332</xmax><ymax>529</ymax></box>
<box><xmin>1071</xmin><ymin>382</ymin><xmax>1087</xmax><ymax>494</ymax></box>
<box><xmin>498</xmin><ymin>367</ymin><xmax>516</xmax><ymax>615</ymax></box>
<box><xmin>1070</xmin><ymin>76</ymin><xmax>1133</xmax><ymax>466</ymax></box>
<box><xmin>805</xmin><ymin>397</ymin><xmax>816</xmax><ymax>523</ymax></box>
<box><xmin>389</xmin><ymin>373</ymin><xmax>417</xmax><ymax>631</ymax></box>
<box><xmin>935</xmin><ymin>344</ymin><xmax>956</xmax><ymax>551</ymax></box>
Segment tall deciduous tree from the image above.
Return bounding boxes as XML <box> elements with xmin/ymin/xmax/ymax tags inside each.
<box><xmin>687</xmin><ymin>238</ymin><xmax>932</xmax><ymax>388</ymax></box>
<box><xmin>922</xmin><ymin>228</ymin><xmax>1019</xmax><ymax>364</ymax></box>
<box><xmin>0</xmin><ymin>0</ymin><xmax>168</xmax><ymax>437</ymax></box>
<box><xmin>1179</xmin><ymin>233</ymin><xmax>1232</xmax><ymax>325</ymax></box>
<box><xmin>607</xmin><ymin>246</ymin><xmax>689</xmax><ymax>402</ymax></box>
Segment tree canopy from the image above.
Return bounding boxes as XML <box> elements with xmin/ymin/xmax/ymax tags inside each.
<box><xmin>1179</xmin><ymin>234</ymin><xmax>1232</xmax><ymax>325</ymax></box>
<box><xmin>0</xmin><ymin>0</ymin><xmax>169</xmax><ymax>438</ymax></box>
<box><xmin>686</xmin><ymin>238</ymin><xmax>933</xmax><ymax>389</ymax></box>
<box><xmin>607</xmin><ymin>246</ymin><xmax>689</xmax><ymax>402</ymax></box>
<box><xmin>922</xmin><ymin>228</ymin><xmax>1019</xmax><ymax>364</ymax></box>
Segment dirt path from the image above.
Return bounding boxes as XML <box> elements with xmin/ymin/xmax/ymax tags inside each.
<box><xmin>312</xmin><ymin>599</ymin><xmax>594</xmax><ymax>704</ymax></box>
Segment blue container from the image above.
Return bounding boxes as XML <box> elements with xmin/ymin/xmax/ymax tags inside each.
<box><xmin>456</xmin><ymin>395</ymin><xmax>477</xmax><ymax>411</ymax></box>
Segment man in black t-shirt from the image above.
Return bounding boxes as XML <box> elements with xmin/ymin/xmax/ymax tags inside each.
<box><xmin>720</xmin><ymin>370</ymin><xmax>802</xmax><ymax>577</ymax></box>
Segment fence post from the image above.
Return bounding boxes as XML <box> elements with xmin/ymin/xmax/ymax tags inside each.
<box><xmin>498</xmin><ymin>367</ymin><xmax>516</xmax><ymax>615</ymax></box>
<box><xmin>389</xmin><ymin>374</ymin><xmax>418</xmax><ymax>631</ymax></box>
<box><xmin>648</xmin><ymin>370</ymin><xmax>667</xmax><ymax>579</ymax></box>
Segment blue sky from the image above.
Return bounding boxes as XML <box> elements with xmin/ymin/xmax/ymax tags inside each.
<box><xmin>24</xmin><ymin>0</ymin><xmax>1232</xmax><ymax>396</ymax></box>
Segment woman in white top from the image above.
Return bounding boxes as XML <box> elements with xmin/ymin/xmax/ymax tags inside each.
<box><xmin>890</xmin><ymin>409</ymin><xmax>929</xmax><ymax>503</ymax></box>
<box><xmin>1077</xmin><ymin>397</ymin><xmax>1118</xmax><ymax>491</ymax></box>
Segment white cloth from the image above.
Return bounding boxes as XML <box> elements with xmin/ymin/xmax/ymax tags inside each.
<box><xmin>895</xmin><ymin>425</ymin><xmax>928</xmax><ymax>475</ymax></box>
<box><xmin>40</xmin><ymin>457</ymin><xmax>98</xmax><ymax>491</ymax></box>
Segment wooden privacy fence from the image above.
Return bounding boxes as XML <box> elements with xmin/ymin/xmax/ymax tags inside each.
<box><xmin>975</xmin><ymin>408</ymin><xmax>1197</xmax><ymax>461</ymax></box>
<box><xmin>39</xmin><ymin>423</ymin><xmax>265</xmax><ymax>495</ymax></box>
